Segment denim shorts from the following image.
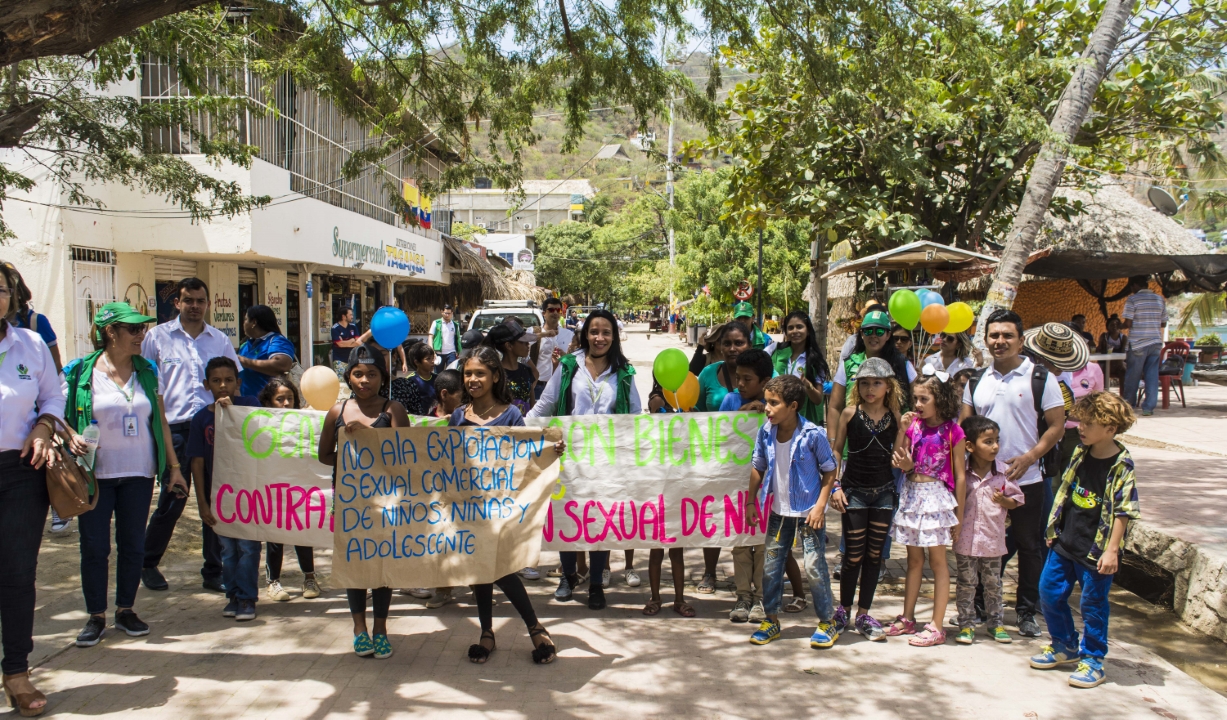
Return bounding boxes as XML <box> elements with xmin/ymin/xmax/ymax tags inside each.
<box><xmin>844</xmin><ymin>485</ymin><xmax>896</xmax><ymax>511</ymax></box>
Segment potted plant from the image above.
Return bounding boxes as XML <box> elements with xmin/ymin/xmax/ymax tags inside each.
<box><xmin>1195</xmin><ymin>334</ymin><xmax>1223</xmax><ymax>363</ymax></box>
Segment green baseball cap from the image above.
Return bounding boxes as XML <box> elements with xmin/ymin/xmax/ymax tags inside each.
<box><xmin>860</xmin><ymin>309</ymin><xmax>891</xmax><ymax>330</ymax></box>
<box><xmin>93</xmin><ymin>301</ymin><xmax>155</xmax><ymax>327</ymax></box>
<box><xmin>733</xmin><ymin>301</ymin><xmax>755</xmax><ymax>318</ymax></box>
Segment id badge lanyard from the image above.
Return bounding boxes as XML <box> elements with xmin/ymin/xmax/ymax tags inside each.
<box><xmin>116</xmin><ymin>374</ymin><xmax>140</xmax><ymax>438</ymax></box>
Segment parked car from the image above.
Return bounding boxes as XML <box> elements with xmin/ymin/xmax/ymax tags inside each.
<box><xmin>466</xmin><ymin>300</ymin><xmax>543</xmax><ymax>333</ymax></box>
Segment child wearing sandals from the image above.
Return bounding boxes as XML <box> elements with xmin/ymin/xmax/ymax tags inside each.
<box><xmin>829</xmin><ymin>357</ymin><xmax>907</xmax><ymax>641</ymax></box>
<box><xmin>414</xmin><ymin>369</ymin><xmax>465</xmax><ymax>610</ymax></box>
<box><xmin>886</xmin><ymin>367</ymin><xmax>967</xmax><ymax>646</ymax></box>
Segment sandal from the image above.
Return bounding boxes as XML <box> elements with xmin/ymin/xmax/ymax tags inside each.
<box><xmin>783</xmin><ymin>596</ymin><xmax>808</xmax><ymax>613</ymax></box>
<box><xmin>642</xmin><ymin>598</ymin><xmax>663</xmax><ymax>616</ymax></box>
<box><xmin>908</xmin><ymin>623</ymin><xmax>947</xmax><ymax>647</ymax></box>
<box><xmin>468</xmin><ymin>629</ymin><xmax>496</xmax><ymax>664</ymax></box>
<box><xmin>884</xmin><ymin>615</ymin><xmax>916</xmax><ymax>637</ymax></box>
<box><xmin>672</xmin><ymin>601</ymin><xmax>696</xmax><ymax>618</ymax></box>
<box><xmin>696</xmin><ymin>574</ymin><xmax>717</xmax><ymax>594</ymax></box>
<box><xmin>529</xmin><ymin>626</ymin><xmax>556</xmax><ymax>665</ymax></box>
<box><xmin>3</xmin><ymin>671</ymin><xmax>47</xmax><ymax>717</ymax></box>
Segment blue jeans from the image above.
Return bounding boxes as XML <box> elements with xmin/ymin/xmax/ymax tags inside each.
<box><xmin>79</xmin><ymin>476</ymin><xmax>155</xmax><ymax>614</ymax></box>
<box><xmin>220</xmin><ymin>536</ymin><xmax>262</xmax><ymax>602</ymax></box>
<box><xmin>1123</xmin><ymin>343</ymin><xmax>1162</xmax><ymax>413</ymax></box>
<box><xmin>439</xmin><ymin>352</ymin><xmax>457</xmax><ymax>370</ymax></box>
<box><xmin>1039</xmin><ymin>551</ymin><xmax>1113</xmax><ymax>660</ymax></box>
<box><xmin>763</xmin><ymin>512</ymin><xmax>834</xmax><ymax>620</ymax></box>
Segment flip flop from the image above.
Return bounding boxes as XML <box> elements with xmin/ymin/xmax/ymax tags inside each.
<box><xmin>672</xmin><ymin>601</ymin><xmax>697</xmax><ymax>618</ymax></box>
<box><xmin>642</xmin><ymin>598</ymin><xmax>663</xmax><ymax>616</ymax></box>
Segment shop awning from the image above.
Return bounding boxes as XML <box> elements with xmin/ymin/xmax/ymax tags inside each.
<box><xmin>821</xmin><ymin>241</ymin><xmax>999</xmax><ymax>279</ymax></box>
<box><xmin>1024</xmin><ymin>250</ymin><xmax>1227</xmax><ymax>291</ymax></box>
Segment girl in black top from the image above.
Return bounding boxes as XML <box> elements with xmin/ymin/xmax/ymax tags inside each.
<box><xmin>451</xmin><ymin>347</ymin><xmax>560</xmax><ymax>665</ymax></box>
<box><xmin>829</xmin><ymin>358</ymin><xmax>908</xmax><ymax>640</ymax></box>
<box><xmin>484</xmin><ymin>320</ymin><xmax>540</xmax><ymax>415</ymax></box>
<box><xmin>317</xmin><ymin>344</ymin><xmax>410</xmax><ymax>659</ymax></box>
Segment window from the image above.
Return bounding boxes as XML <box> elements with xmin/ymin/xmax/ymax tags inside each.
<box><xmin>70</xmin><ymin>247</ymin><xmax>116</xmax><ymax>359</ymax></box>
<box><xmin>498</xmin><ymin>252</ymin><xmax>515</xmax><ymax>264</ymax></box>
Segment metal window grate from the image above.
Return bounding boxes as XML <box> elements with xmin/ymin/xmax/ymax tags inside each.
<box><xmin>70</xmin><ymin>247</ymin><xmax>115</xmax><ymax>265</ymax></box>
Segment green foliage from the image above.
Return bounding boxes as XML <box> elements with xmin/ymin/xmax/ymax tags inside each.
<box><xmin>1176</xmin><ymin>291</ymin><xmax>1226</xmax><ymax>336</ymax></box>
<box><xmin>1198</xmin><ymin>334</ymin><xmax>1223</xmax><ymax>346</ymax></box>
<box><xmin>449</xmin><ymin>221</ymin><xmax>488</xmax><ymax>242</ymax></box>
<box><xmin>695</xmin><ymin>0</ymin><xmax>1227</xmax><ymax>258</ymax></box>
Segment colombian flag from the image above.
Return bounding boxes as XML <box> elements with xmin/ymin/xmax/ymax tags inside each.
<box><xmin>418</xmin><ymin>193</ymin><xmax>432</xmax><ymax>229</ymax></box>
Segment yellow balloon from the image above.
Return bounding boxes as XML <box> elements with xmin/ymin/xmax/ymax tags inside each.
<box><xmin>945</xmin><ymin>302</ymin><xmax>975</xmax><ymax>334</ymax></box>
<box><xmin>299</xmin><ymin>365</ymin><xmax>341</xmax><ymax>411</ymax></box>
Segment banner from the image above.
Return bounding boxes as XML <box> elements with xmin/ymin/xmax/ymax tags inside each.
<box><xmin>211</xmin><ymin>406</ymin><xmax>447</xmax><ymax>548</ymax></box>
<box><xmin>527</xmin><ymin>411</ymin><xmax>769</xmax><ymax>550</ymax></box>
<box><xmin>330</xmin><ymin>425</ymin><xmax>562</xmax><ymax>588</ymax></box>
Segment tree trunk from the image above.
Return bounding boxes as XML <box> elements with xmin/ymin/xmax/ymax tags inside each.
<box><xmin>972</xmin><ymin>0</ymin><xmax>1135</xmax><ymax>347</ymax></box>
<box><xmin>809</xmin><ymin>236</ymin><xmax>828</xmax><ymax>350</ymax></box>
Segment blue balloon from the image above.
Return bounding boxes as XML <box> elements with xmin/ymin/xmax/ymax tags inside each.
<box><xmin>370</xmin><ymin>307</ymin><xmax>409</xmax><ymax>349</ymax></box>
<box><xmin>919</xmin><ymin>290</ymin><xmax>946</xmax><ymax>308</ymax></box>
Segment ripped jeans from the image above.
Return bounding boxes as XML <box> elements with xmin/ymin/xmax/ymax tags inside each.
<box><xmin>762</xmin><ymin>512</ymin><xmax>834</xmax><ymax>621</ymax></box>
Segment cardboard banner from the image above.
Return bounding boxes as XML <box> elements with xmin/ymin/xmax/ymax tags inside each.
<box><xmin>211</xmin><ymin>405</ymin><xmax>447</xmax><ymax>547</ymax></box>
<box><xmin>330</xmin><ymin>424</ymin><xmax>562</xmax><ymax>588</ymax></box>
<box><xmin>527</xmin><ymin>411</ymin><xmax>769</xmax><ymax>550</ymax></box>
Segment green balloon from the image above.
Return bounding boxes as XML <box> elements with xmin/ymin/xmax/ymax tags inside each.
<box><xmin>889</xmin><ymin>289</ymin><xmax>921</xmax><ymax>330</ymax></box>
<box><xmin>653</xmin><ymin>348</ymin><xmax>690</xmax><ymax>392</ymax></box>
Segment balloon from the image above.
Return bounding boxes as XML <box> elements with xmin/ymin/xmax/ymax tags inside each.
<box><xmin>888</xmin><ymin>289</ymin><xmax>921</xmax><ymax>330</ymax></box>
<box><xmin>370</xmin><ymin>307</ymin><xmax>409</xmax><ymax>349</ymax></box>
<box><xmin>920</xmin><ymin>304</ymin><xmax>950</xmax><ymax>334</ymax></box>
<box><xmin>945</xmin><ymin>302</ymin><xmax>974</xmax><ymax>334</ymax></box>
<box><xmin>653</xmin><ymin>348</ymin><xmax>690</xmax><ymax>392</ymax></box>
<box><xmin>299</xmin><ymin>365</ymin><xmax>341</xmax><ymax>411</ymax></box>
<box><xmin>663</xmin><ymin>372</ymin><xmax>700</xmax><ymax>410</ymax></box>
<box><xmin>919</xmin><ymin>290</ymin><xmax>946</xmax><ymax>308</ymax></box>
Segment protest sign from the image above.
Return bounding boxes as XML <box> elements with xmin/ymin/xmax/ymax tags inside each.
<box><xmin>211</xmin><ymin>405</ymin><xmax>447</xmax><ymax>547</ymax></box>
<box><xmin>527</xmin><ymin>411</ymin><xmax>770</xmax><ymax>550</ymax></box>
<box><xmin>330</xmin><ymin>424</ymin><xmax>563</xmax><ymax>588</ymax></box>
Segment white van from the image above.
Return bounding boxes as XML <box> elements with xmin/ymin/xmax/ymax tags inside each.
<box><xmin>466</xmin><ymin>300</ymin><xmax>543</xmax><ymax>334</ymax></box>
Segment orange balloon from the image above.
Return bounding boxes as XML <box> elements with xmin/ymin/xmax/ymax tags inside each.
<box><xmin>920</xmin><ymin>304</ymin><xmax>950</xmax><ymax>334</ymax></box>
<box><xmin>666</xmin><ymin>372</ymin><xmax>700</xmax><ymax>410</ymax></box>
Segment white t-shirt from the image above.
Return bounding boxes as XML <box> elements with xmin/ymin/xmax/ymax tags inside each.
<box><xmin>961</xmin><ymin>357</ymin><xmax>1065</xmax><ymax>486</ymax></box>
<box><xmin>922</xmin><ymin>352</ymin><xmax>975</xmax><ymax>376</ymax></box>
<box><xmin>535</xmin><ymin>326</ymin><xmax>575</xmax><ymax>385</ymax></box>
<box><xmin>772</xmin><ymin>436</ymin><xmax>805</xmax><ymax>517</ymax></box>
<box><xmin>832</xmin><ymin>357</ymin><xmax>918</xmax><ymax>386</ymax></box>
<box><xmin>440</xmin><ymin>321</ymin><xmax>456</xmax><ymax>354</ymax></box>
<box><xmin>88</xmin><ymin>368</ymin><xmax>157</xmax><ymax>480</ymax></box>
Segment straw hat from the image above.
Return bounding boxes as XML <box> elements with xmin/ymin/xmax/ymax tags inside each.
<box><xmin>1023</xmin><ymin>322</ymin><xmax>1089</xmax><ymax>372</ymax></box>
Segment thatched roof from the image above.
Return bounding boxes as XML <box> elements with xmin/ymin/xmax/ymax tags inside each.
<box><xmin>1035</xmin><ymin>183</ymin><xmax>1205</xmax><ymax>256</ymax></box>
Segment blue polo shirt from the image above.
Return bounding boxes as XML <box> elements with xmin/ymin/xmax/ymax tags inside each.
<box><xmin>238</xmin><ymin>332</ymin><xmax>297</xmax><ymax>397</ymax></box>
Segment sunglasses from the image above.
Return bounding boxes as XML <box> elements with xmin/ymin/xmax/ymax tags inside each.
<box><xmin>893</xmin><ymin>334</ymin><xmax>912</xmax><ymax>342</ymax></box>
<box><xmin>861</xmin><ymin>327</ymin><xmax>888</xmax><ymax>337</ymax></box>
<box><xmin>114</xmin><ymin>322</ymin><xmax>148</xmax><ymax>334</ymax></box>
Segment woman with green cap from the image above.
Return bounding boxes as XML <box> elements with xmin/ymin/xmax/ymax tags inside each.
<box><xmin>62</xmin><ymin>302</ymin><xmax>188</xmax><ymax>648</ymax></box>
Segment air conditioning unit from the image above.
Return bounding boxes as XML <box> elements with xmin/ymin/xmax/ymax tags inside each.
<box><xmin>522</xmin><ymin>223</ymin><xmax>533</xmax><ymax>230</ymax></box>
<box><xmin>475</xmin><ymin>222</ymin><xmax>488</xmax><ymax>230</ymax></box>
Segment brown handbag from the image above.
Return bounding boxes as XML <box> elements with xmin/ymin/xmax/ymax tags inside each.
<box><xmin>37</xmin><ymin>414</ymin><xmax>99</xmax><ymax>519</ymax></box>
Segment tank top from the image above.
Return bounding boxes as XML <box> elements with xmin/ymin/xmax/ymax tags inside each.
<box><xmin>842</xmin><ymin>407</ymin><xmax>897</xmax><ymax>492</ymax></box>
<box><xmin>505</xmin><ymin>362</ymin><xmax>536</xmax><ymax>415</ymax></box>
<box><xmin>335</xmin><ymin>398</ymin><xmax>393</xmax><ymax>430</ymax></box>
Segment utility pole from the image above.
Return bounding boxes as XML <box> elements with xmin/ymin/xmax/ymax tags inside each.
<box><xmin>663</xmin><ymin>33</ymin><xmax>677</xmax><ymax>333</ymax></box>
<box><xmin>756</xmin><ymin>226</ymin><xmax>764</xmax><ymax>326</ymax></box>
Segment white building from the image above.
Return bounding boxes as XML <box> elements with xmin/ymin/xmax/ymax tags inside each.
<box><xmin>1</xmin><ymin>57</ymin><xmax>465</xmax><ymax>367</ymax></box>
<box><xmin>448</xmin><ymin>179</ymin><xmax>596</xmax><ymax>234</ymax></box>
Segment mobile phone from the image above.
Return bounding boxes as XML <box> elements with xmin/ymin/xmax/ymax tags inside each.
<box><xmin>171</xmin><ymin>483</ymin><xmax>189</xmax><ymax>499</ymax></box>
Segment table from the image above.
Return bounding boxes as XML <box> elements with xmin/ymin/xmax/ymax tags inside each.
<box><xmin>1087</xmin><ymin>353</ymin><xmax>1128</xmax><ymax>399</ymax></box>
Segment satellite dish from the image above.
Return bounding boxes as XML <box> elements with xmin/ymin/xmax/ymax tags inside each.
<box><xmin>1148</xmin><ymin>186</ymin><xmax>1180</xmax><ymax>216</ymax></box>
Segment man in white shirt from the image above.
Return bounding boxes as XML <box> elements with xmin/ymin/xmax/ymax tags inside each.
<box><xmin>532</xmin><ymin>297</ymin><xmax>574</xmax><ymax>400</ymax></box>
<box><xmin>430</xmin><ymin>305</ymin><xmax>462</xmax><ymax>369</ymax></box>
<box><xmin>139</xmin><ymin>278</ymin><xmax>239</xmax><ymax>593</ymax></box>
<box><xmin>960</xmin><ymin>309</ymin><xmax>1065</xmax><ymax>638</ymax></box>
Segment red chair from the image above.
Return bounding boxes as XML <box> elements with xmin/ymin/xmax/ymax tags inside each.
<box><xmin>1158</xmin><ymin>341</ymin><xmax>1190</xmax><ymax>409</ymax></box>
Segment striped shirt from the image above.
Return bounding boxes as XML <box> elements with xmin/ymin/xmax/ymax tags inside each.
<box><xmin>752</xmin><ymin>417</ymin><xmax>837</xmax><ymax>514</ymax></box>
<box><xmin>1122</xmin><ymin>290</ymin><xmax>1166</xmax><ymax>350</ymax></box>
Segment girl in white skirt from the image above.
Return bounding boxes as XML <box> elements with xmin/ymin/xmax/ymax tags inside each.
<box><xmin>885</xmin><ymin>367</ymin><xmax>967</xmax><ymax>646</ymax></box>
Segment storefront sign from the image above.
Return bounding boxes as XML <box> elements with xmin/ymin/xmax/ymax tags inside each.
<box><xmin>207</xmin><ymin>262</ymin><xmax>240</xmax><ymax>345</ymax></box>
<box><xmin>386</xmin><ymin>238</ymin><xmax>427</xmax><ymax>275</ymax></box>
<box><xmin>261</xmin><ymin>268</ymin><xmax>288</xmax><ymax>331</ymax></box>
<box><xmin>332</xmin><ymin>226</ymin><xmax>387</xmax><ymax>267</ymax></box>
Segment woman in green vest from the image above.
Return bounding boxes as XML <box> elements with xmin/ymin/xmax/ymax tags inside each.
<box><xmin>825</xmin><ymin>310</ymin><xmax>916</xmax><ymax>431</ymax></box>
<box><xmin>63</xmin><ymin>303</ymin><xmax>188</xmax><ymax>648</ymax></box>
<box><xmin>770</xmin><ymin>311</ymin><xmax>831</xmax><ymax>425</ymax></box>
<box><xmin>528</xmin><ymin>309</ymin><xmax>640</xmax><ymax>611</ymax></box>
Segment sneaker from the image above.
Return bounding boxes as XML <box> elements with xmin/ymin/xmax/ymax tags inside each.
<box><xmin>267</xmin><ymin>580</ymin><xmax>291</xmax><ymax>602</ymax></box>
<box><xmin>50</xmin><ymin>516</ymin><xmax>72</xmax><ymax>534</ymax></box>
<box><xmin>625</xmin><ymin>568</ymin><xmax>642</xmax><ymax>587</ymax></box>
<box><xmin>76</xmin><ymin>615</ymin><xmax>106</xmax><ymax>647</ymax></box>
<box><xmin>601</xmin><ymin>569</ymin><xmax>611</xmax><ymax>587</ymax></box>
<box><xmin>588</xmin><ymin>583</ymin><xmax>606</xmax><ymax>611</ymax></box>
<box><xmin>141</xmin><ymin>567</ymin><xmax>169</xmax><ymax>591</ymax></box>
<box><xmin>353</xmin><ymin>632</ymin><xmax>375</xmax><ymax>657</ymax></box>
<box><xmin>853</xmin><ymin>613</ymin><xmax>886</xmax><ymax>641</ymax></box>
<box><xmin>831</xmin><ymin>606</ymin><xmax>849</xmax><ymax>635</ymax></box>
<box><xmin>991</xmin><ymin>626</ymin><xmax>1013</xmax><ymax>643</ymax></box>
<box><xmin>302</xmin><ymin>575</ymin><xmax>321</xmax><ymax>599</ymax></box>
<box><xmin>1142</xmin><ymin>410</ymin><xmax>1154</xmax><ymax>417</ymax></box>
<box><xmin>1030</xmin><ymin>644</ymin><xmax>1079</xmax><ymax>670</ymax></box>
<box><xmin>373</xmin><ymin>633</ymin><xmax>393</xmax><ymax>659</ymax></box>
<box><xmin>202</xmin><ymin>577</ymin><xmax>226</xmax><ymax>593</ymax></box>
<box><xmin>810</xmin><ymin>621</ymin><xmax>840</xmax><ymax>649</ymax></box>
<box><xmin>114</xmin><ymin>609</ymin><xmax>150</xmax><ymax>637</ymax></box>
<box><xmin>750</xmin><ymin>620</ymin><xmax>781</xmax><ymax>645</ymax></box>
<box><xmin>956</xmin><ymin>627</ymin><xmax>975</xmax><ymax>645</ymax></box>
<box><xmin>404</xmin><ymin>588</ymin><xmax>433</xmax><ymax>599</ymax></box>
<box><xmin>1018</xmin><ymin>615</ymin><xmax>1042</xmax><ymax>638</ymax></box>
<box><xmin>546</xmin><ymin>567</ymin><xmax>564</xmax><ymax>578</ymax></box>
<box><xmin>748</xmin><ymin>600</ymin><xmax>767</xmax><ymax>623</ymax></box>
<box><xmin>1069</xmin><ymin>658</ymin><xmax>1106</xmax><ymax>688</ymax></box>
<box><xmin>729</xmin><ymin>598</ymin><xmax>752</xmax><ymax>623</ymax></box>
<box><xmin>426</xmin><ymin>589</ymin><xmax>454</xmax><ymax>609</ymax></box>
<box><xmin>222</xmin><ymin>599</ymin><xmax>239</xmax><ymax>618</ymax></box>
<box><xmin>554</xmin><ymin>575</ymin><xmax>574</xmax><ymax>602</ymax></box>
<box><xmin>520</xmin><ymin>566</ymin><xmax>541</xmax><ymax>581</ymax></box>
<box><xmin>236</xmin><ymin>599</ymin><xmax>256</xmax><ymax>621</ymax></box>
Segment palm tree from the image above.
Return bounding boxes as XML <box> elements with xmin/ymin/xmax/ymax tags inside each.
<box><xmin>1176</xmin><ymin>292</ymin><xmax>1226</xmax><ymax>338</ymax></box>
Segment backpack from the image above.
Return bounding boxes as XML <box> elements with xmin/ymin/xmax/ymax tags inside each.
<box><xmin>967</xmin><ymin>363</ymin><xmax>1064</xmax><ymax>478</ymax></box>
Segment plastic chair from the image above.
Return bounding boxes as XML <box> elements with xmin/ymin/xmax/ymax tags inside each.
<box><xmin>1158</xmin><ymin>341</ymin><xmax>1190</xmax><ymax>409</ymax></box>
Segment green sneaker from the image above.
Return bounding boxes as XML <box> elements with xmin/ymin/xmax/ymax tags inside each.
<box><xmin>955</xmin><ymin>627</ymin><xmax>975</xmax><ymax>645</ymax></box>
<box><xmin>991</xmin><ymin>626</ymin><xmax>1013</xmax><ymax>644</ymax></box>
